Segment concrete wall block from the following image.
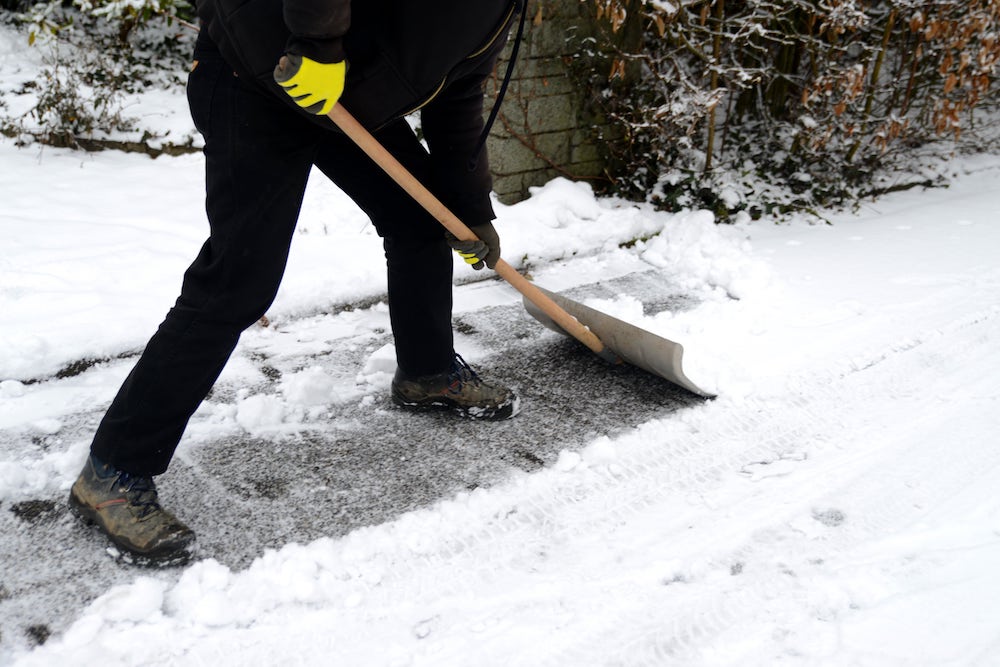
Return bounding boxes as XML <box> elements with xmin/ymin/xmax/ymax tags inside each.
<box><xmin>499</xmin><ymin>94</ymin><xmax>581</xmax><ymax>135</ymax></box>
<box><xmin>570</xmin><ymin>139</ymin><xmax>602</xmax><ymax>165</ymax></box>
<box><xmin>521</xmin><ymin>129</ymin><xmax>574</xmax><ymax>163</ymax></box>
<box><xmin>486</xmin><ymin>137</ymin><xmax>546</xmax><ymax>174</ymax></box>
<box><xmin>503</xmin><ymin>72</ymin><xmax>576</xmax><ymax>99</ymax></box>
<box><xmin>486</xmin><ymin>0</ymin><xmax>611</xmax><ymax>203</ymax></box>
<box><xmin>488</xmin><ymin>127</ymin><xmax>600</xmax><ymax>177</ymax></box>
<box><xmin>528</xmin><ymin>95</ymin><xmax>581</xmax><ymax>134</ymax></box>
<box><xmin>522</xmin><ymin>1</ymin><xmax>594</xmax><ymax>56</ymax></box>
<box><xmin>564</xmin><ymin>160</ymin><xmax>606</xmax><ymax>179</ymax></box>
<box><xmin>503</xmin><ymin>55</ymin><xmax>571</xmax><ymax>81</ymax></box>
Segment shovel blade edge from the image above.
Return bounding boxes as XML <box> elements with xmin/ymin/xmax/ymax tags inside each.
<box><xmin>523</xmin><ymin>287</ymin><xmax>716</xmax><ymax>399</ymax></box>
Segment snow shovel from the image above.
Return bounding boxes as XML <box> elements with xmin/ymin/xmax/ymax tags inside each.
<box><xmin>327</xmin><ymin>105</ymin><xmax>715</xmax><ymax>398</ymax></box>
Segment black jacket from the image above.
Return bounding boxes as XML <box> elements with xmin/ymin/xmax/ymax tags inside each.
<box><xmin>196</xmin><ymin>0</ymin><xmax>520</xmax><ymax>225</ymax></box>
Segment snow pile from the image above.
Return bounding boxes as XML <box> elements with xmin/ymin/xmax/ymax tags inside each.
<box><xmin>0</xmin><ymin>149</ymin><xmax>208</xmax><ymax>380</ymax></box>
<box><xmin>232</xmin><ymin>362</ymin><xmax>370</xmax><ymax>433</ymax></box>
<box><xmin>281</xmin><ymin>366</ymin><xmax>338</xmax><ymax>407</ymax></box>
<box><xmin>497</xmin><ymin>178</ymin><xmax>672</xmax><ymax>264</ymax></box>
<box><xmin>561</xmin><ymin>209</ymin><xmax>776</xmax><ymax>397</ymax></box>
<box><xmin>639</xmin><ymin>209</ymin><xmax>773</xmax><ymax>299</ymax></box>
<box><xmin>234</xmin><ymin>393</ymin><xmax>286</xmax><ymax>433</ymax></box>
<box><xmin>356</xmin><ymin>343</ymin><xmax>398</xmax><ymax>385</ymax></box>
<box><xmin>0</xmin><ymin>439</ymin><xmax>88</xmax><ymax>502</ymax></box>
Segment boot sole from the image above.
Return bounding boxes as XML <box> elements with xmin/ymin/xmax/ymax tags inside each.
<box><xmin>391</xmin><ymin>392</ymin><xmax>520</xmax><ymax>421</ymax></box>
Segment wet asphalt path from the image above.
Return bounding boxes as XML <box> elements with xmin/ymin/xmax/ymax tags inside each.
<box><xmin>0</xmin><ymin>271</ymin><xmax>707</xmax><ymax>656</ymax></box>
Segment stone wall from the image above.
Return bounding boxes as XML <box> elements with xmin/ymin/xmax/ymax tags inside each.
<box><xmin>484</xmin><ymin>0</ymin><xmax>605</xmax><ymax>204</ymax></box>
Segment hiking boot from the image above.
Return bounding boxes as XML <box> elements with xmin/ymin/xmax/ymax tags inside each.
<box><xmin>69</xmin><ymin>454</ymin><xmax>195</xmax><ymax>567</ymax></box>
<box><xmin>391</xmin><ymin>354</ymin><xmax>519</xmax><ymax>420</ymax></box>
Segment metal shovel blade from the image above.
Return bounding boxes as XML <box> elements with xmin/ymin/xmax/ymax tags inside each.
<box><xmin>523</xmin><ymin>286</ymin><xmax>716</xmax><ymax>398</ymax></box>
<box><xmin>325</xmin><ymin>106</ymin><xmax>714</xmax><ymax>399</ymax></box>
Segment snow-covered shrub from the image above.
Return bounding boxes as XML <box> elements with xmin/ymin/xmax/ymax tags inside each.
<box><xmin>572</xmin><ymin>0</ymin><xmax>1000</xmax><ymax>218</ymax></box>
<box><xmin>1</xmin><ymin>0</ymin><xmax>196</xmax><ymax>149</ymax></box>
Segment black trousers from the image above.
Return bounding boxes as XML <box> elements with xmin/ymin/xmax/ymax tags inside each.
<box><xmin>91</xmin><ymin>46</ymin><xmax>455</xmax><ymax>476</ymax></box>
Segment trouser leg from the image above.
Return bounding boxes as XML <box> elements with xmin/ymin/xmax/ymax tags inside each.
<box><xmin>91</xmin><ymin>53</ymin><xmax>319</xmax><ymax>476</ymax></box>
<box><xmin>313</xmin><ymin>120</ymin><xmax>455</xmax><ymax>378</ymax></box>
<box><xmin>382</xmin><ymin>235</ymin><xmax>454</xmax><ymax>378</ymax></box>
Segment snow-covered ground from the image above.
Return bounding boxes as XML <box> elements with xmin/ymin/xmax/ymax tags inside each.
<box><xmin>3</xmin><ymin>25</ymin><xmax>1000</xmax><ymax>667</ymax></box>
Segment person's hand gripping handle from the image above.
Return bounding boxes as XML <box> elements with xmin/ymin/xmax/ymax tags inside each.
<box><xmin>446</xmin><ymin>223</ymin><xmax>500</xmax><ymax>270</ymax></box>
<box><xmin>274</xmin><ymin>54</ymin><xmax>346</xmax><ymax>116</ymax></box>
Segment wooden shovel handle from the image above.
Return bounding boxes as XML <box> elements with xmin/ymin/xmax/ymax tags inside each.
<box><xmin>327</xmin><ymin>104</ymin><xmax>610</xmax><ymax>358</ymax></box>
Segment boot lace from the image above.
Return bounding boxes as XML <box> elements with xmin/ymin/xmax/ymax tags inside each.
<box><xmin>116</xmin><ymin>471</ymin><xmax>161</xmax><ymax>518</ymax></box>
<box><xmin>446</xmin><ymin>354</ymin><xmax>481</xmax><ymax>394</ymax></box>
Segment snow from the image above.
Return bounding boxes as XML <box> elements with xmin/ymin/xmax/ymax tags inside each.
<box><xmin>3</xmin><ymin>32</ymin><xmax>1000</xmax><ymax>667</ymax></box>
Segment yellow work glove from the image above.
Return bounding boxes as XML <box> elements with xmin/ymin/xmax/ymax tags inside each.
<box><xmin>446</xmin><ymin>222</ymin><xmax>501</xmax><ymax>271</ymax></box>
<box><xmin>273</xmin><ymin>54</ymin><xmax>346</xmax><ymax>116</ymax></box>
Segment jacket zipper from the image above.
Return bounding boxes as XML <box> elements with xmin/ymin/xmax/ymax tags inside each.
<box><xmin>399</xmin><ymin>1</ymin><xmax>519</xmax><ymax>117</ymax></box>
<box><xmin>400</xmin><ymin>76</ymin><xmax>448</xmax><ymax>117</ymax></box>
<box><xmin>466</xmin><ymin>2</ymin><xmax>518</xmax><ymax>60</ymax></box>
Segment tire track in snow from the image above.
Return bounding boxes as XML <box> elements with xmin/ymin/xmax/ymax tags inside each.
<box><xmin>320</xmin><ymin>305</ymin><xmax>1000</xmax><ymax>666</ymax></box>
<box><xmin>528</xmin><ymin>307</ymin><xmax>1000</xmax><ymax>665</ymax></box>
